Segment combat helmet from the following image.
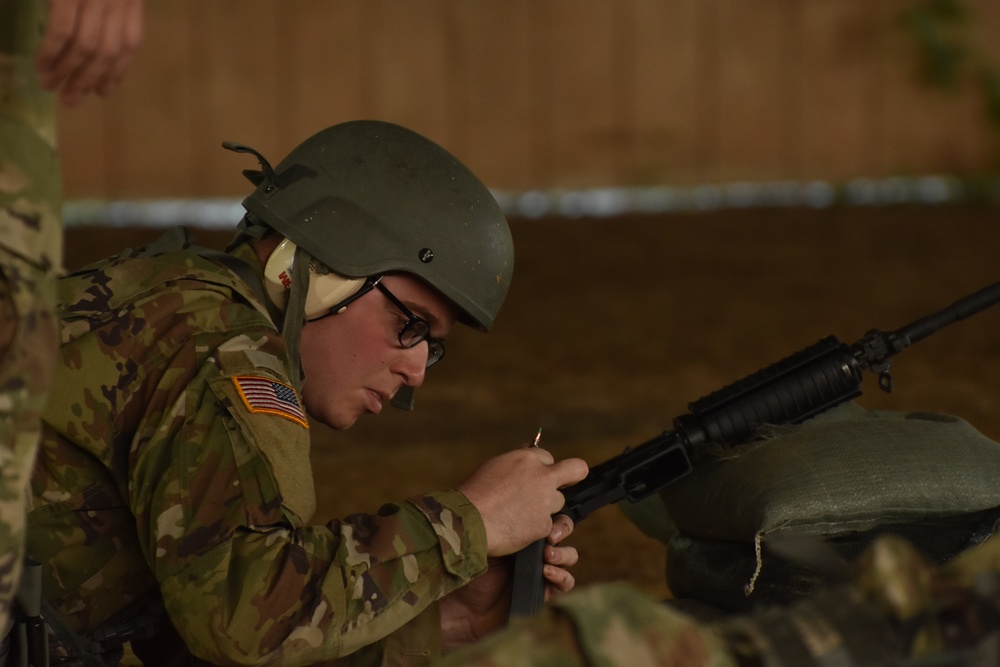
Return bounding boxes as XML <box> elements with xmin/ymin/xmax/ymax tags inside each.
<box><xmin>225</xmin><ymin>120</ymin><xmax>514</xmax><ymax>332</ymax></box>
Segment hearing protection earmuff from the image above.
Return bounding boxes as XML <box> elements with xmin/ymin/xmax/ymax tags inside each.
<box><xmin>263</xmin><ymin>238</ymin><xmax>366</xmax><ymax>320</ymax></box>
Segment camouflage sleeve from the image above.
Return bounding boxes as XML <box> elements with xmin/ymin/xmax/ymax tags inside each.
<box><xmin>131</xmin><ymin>329</ymin><xmax>488</xmax><ymax>665</ymax></box>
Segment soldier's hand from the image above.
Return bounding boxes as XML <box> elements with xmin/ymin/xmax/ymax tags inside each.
<box><xmin>35</xmin><ymin>0</ymin><xmax>145</xmax><ymax>106</ymax></box>
<box><xmin>439</xmin><ymin>557</ymin><xmax>513</xmax><ymax>649</ymax></box>
<box><xmin>458</xmin><ymin>446</ymin><xmax>588</xmax><ymax>558</ymax></box>
<box><xmin>542</xmin><ymin>514</ymin><xmax>578</xmax><ymax>601</ymax></box>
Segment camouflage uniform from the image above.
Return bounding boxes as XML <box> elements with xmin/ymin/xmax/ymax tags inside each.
<box><xmin>28</xmin><ymin>230</ymin><xmax>488</xmax><ymax>665</ymax></box>
<box><xmin>0</xmin><ymin>0</ymin><xmax>63</xmax><ymax>639</ymax></box>
<box><xmin>434</xmin><ymin>583</ymin><xmax>740</xmax><ymax>667</ymax></box>
<box><xmin>436</xmin><ymin>533</ymin><xmax>1000</xmax><ymax>666</ymax></box>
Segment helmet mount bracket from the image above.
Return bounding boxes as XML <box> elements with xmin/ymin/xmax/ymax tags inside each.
<box><xmin>222</xmin><ymin>141</ymin><xmax>280</xmax><ymax>197</ymax></box>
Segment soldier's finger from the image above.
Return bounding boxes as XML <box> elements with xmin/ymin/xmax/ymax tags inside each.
<box><xmin>543</xmin><ymin>565</ymin><xmax>575</xmax><ymax>598</ymax></box>
<box><xmin>525</xmin><ymin>446</ymin><xmax>555</xmax><ymax>466</ymax></box>
<box><xmin>548</xmin><ymin>514</ymin><xmax>575</xmax><ymax>544</ymax></box>
<box><xmin>101</xmin><ymin>0</ymin><xmax>143</xmax><ymax>88</ymax></box>
<box><xmin>35</xmin><ymin>0</ymin><xmax>84</xmax><ymax>81</ymax></box>
<box><xmin>545</xmin><ymin>544</ymin><xmax>578</xmax><ymax>568</ymax></box>
<box><xmin>551</xmin><ymin>457</ymin><xmax>588</xmax><ymax>487</ymax></box>
<box><xmin>59</xmin><ymin>3</ymin><xmax>120</xmax><ymax>104</ymax></box>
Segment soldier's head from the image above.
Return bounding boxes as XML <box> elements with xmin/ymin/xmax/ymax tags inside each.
<box><xmin>225</xmin><ymin>120</ymin><xmax>514</xmax><ymax>429</ymax></box>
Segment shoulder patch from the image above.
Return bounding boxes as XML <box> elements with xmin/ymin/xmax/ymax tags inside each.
<box><xmin>232</xmin><ymin>376</ymin><xmax>309</xmax><ymax>429</ymax></box>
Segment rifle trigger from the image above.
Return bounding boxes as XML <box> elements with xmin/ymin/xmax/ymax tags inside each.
<box><xmin>878</xmin><ymin>369</ymin><xmax>893</xmax><ymax>393</ymax></box>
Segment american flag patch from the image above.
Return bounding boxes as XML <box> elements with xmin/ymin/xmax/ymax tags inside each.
<box><xmin>232</xmin><ymin>376</ymin><xmax>309</xmax><ymax>429</ymax></box>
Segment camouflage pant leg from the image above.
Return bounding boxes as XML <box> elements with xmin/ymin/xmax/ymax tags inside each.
<box><xmin>0</xmin><ymin>0</ymin><xmax>62</xmax><ymax>638</ymax></box>
<box><xmin>434</xmin><ymin>584</ymin><xmax>739</xmax><ymax>667</ymax></box>
<box><xmin>853</xmin><ymin>533</ymin><xmax>1000</xmax><ymax>661</ymax></box>
<box><xmin>0</xmin><ymin>252</ymin><xmax>57</xmax><ymax>635</ymax></box>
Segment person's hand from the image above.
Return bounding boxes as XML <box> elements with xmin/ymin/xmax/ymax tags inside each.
<box><xmin>439</xmin><ymin>557</ymin><xmax>512</xmax><ymax>649</ymax></box>
<box><xmin>458</xmin><ymin>445</ymin><xmax>588</xmax><ymax>557</ymax></box>
<box><xmin>35</xmin><ymin>0</ymin><xmax>145</xmax><ymax>107</ymax></box>
<box><xmin>439</xmin><ymin>516</ymin><xmax>579</xmax><ymax>648</ymax></box>
<box><xmin>541</xmin><ymin>514</ymin><xmax>578</xmax><ymax>601</ymax></box>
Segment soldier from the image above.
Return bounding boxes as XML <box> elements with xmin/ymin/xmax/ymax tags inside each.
<box><xmin>27</xmin><ymin>120</ymin><xmax>588</xmax><ymax>665</ymax></box>
<box><xmin>0</xmin><ymin>0</ymin><xmax>143</xmax><ymax>647</ymax></box>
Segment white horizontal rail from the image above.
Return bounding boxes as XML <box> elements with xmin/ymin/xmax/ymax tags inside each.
<box><xmin>63</xmin><ymin>175</ymin><xmax>998</xmax><ymax>228</ymax></box>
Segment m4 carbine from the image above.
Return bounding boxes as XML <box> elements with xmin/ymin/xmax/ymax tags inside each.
<box><xmin>510</xmin><ymin>280</ymin><xmax>1000</xmax><ymax>618</ymax></box>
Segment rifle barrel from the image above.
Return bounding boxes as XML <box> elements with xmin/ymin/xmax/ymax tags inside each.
<box><xmin>896</xmin><ymin>281</ymin><xmax>1000</xmax><ymax>347</ymax></box>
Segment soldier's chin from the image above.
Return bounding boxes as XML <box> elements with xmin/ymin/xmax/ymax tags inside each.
<box><xmin>334</xmin><ymin>415</ymin><xmax>362</xmax><ymax>431</ymax></box>
<box><xmin>317</xmin><ymin>408</ymin><xmax>361</xmax><ymax>431</ymax></box>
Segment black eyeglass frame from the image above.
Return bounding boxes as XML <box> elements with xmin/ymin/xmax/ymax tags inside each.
<box><xmin>326</xmin><ymin>275</ymin><xmax>446</xmax><ymax>367</ymax></box>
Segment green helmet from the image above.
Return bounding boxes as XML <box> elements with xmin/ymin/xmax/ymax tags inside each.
<box><xmin>226</xmin><ymin>120</ymin><xmax>513</xmax><ymax>331</ymax></box>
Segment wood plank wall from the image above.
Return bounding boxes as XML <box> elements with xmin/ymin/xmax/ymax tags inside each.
<box><xmin>56</xmin><ymin>0</ymin><xmax>1000</xmax><ymax>199</ymax></box>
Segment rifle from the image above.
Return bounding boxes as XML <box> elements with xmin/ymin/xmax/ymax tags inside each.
<box><xmin>509</xmin><ymin>279</ymin><xmax>1000</xmax><ymax>618</ymax></box>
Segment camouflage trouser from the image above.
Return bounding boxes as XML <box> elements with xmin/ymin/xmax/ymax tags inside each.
<box><xmin>0</xmin><ymin>0</ymin><xmax>62</xmax><ymax>640</ymax></box>
<box><xmin>435</xmin><ymin>584</ymin><xmax>741</xmax><ymax>667</ymax></box>
<box><xmin>437</xmin><ymin>534</ymin><xmax>1000</xmax><ymax>666</ymax></box>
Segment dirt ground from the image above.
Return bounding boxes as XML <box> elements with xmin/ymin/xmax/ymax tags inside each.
<box><xmin>65</xmin><ymin>204</ymin><xmax>1000</xmax><ymax>602</ymax></box>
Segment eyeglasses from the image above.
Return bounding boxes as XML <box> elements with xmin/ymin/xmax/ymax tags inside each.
<box><xmin>328</xmin><ymin>275</ymin><xmax>445</xmax><ymax>368</ymax></box>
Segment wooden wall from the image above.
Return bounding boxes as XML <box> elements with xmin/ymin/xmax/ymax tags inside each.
<box><xmin>56</xmin><ymin>0</ymin><xmax>1000</xmax><ymax>199</ymax></box>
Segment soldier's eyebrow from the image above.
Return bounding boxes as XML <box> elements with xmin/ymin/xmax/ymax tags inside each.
<box><xmin>400</xmin><ymin>296</ymin><xmax>454</xmax><ymax>338</ymax></box>
<box><xmin>404</xmin><ymin>299</ymin><xmax>444</xmax><ymax>331</ymax></box>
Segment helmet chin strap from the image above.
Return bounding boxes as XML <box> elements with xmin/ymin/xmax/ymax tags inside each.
<box><xmin>282</xmin><ymin>244</ymin><xmax>312</xmax><ymax>393</ymax></box>
<box><xmin>226</xmin><ymin>212</ymin><xmax>270</xmax><ymax>252</ymax></box>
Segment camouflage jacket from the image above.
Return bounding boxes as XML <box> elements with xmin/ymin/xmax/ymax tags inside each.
<box><xmin>28</xmin><ymin>229</ymin><xmax>488</xmax><ymax>666</ymax></box>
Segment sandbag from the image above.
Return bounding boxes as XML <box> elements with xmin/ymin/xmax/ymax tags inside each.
<box><xmin>620</xmin><ymin>403</ymin><xmax>1000</xmax><ymax>612</ymax></box>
